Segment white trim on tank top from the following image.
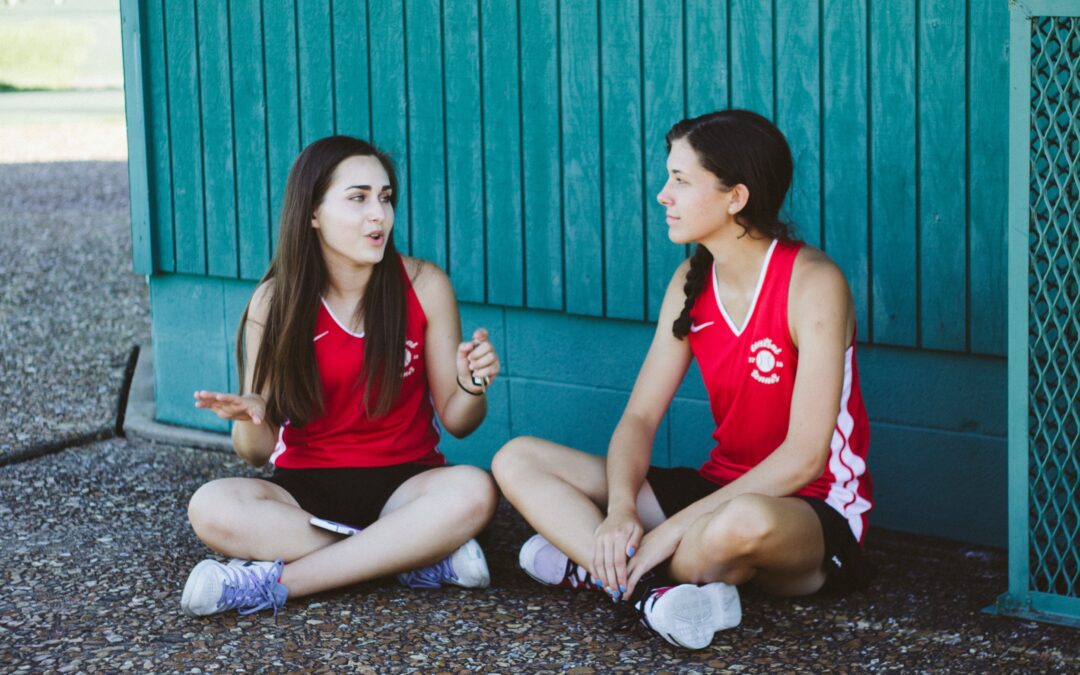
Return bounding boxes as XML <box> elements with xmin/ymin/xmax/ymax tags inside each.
<box><xmin>712</xmin><ymin>239</ymin><xmax>778</xmax><ymax>337</ymax></box>
<box><xmin>320</xmin><ymin>297</ymin><xmax>365</xmax><ymax>338</ymax></box>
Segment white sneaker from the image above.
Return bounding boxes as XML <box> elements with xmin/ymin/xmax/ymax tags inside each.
<box><xmin>396</xmin><ymin>538</ymin><xmax>490</xmax><ymax>589</ymax></box>
<box><xmin>181</xmin><ymin>558</ymin><xmax>287</xmax><ymax>617</ymax></box>
<box><xmin>518</xmin><ymin>534</ymin><xmax>595</xmax><ymax>590</ymax></box>
<box><xmin>634</xmin><ymin>582</ymin><xmax>742</xmax><ymax>649</ymax></box>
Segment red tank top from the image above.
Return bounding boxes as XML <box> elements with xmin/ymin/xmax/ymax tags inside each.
<box><xmin>687</xmin><ymin>240</ymin><xmax>873</xmax><ymax>542</ymax></box>
<box><xmin>270</xmin><ymin>258</ymin><xmax>445</xmax><ymax>469</ymax></box>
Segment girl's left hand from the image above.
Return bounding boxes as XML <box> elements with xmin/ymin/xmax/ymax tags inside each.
<box><xmin>625</xmin><ymin>521</ymin><xmax>683</xmax><ymax>599</ymax></box>
<box><xmin>457</xmin><ymin>327</ymin><xmax>501</xmax><ymax>389</ymax></box>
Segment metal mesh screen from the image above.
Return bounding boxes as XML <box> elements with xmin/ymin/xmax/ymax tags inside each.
<box><xmin>1028</xmin><ymin>16</ymin><xmax>1080</xmax><ymax>599</ymax></box>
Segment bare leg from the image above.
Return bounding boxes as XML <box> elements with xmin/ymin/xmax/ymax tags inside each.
<box><xmin>187</xmin><ymin>466</ymin><xmax>498</xmax><ymax>598</ymax></box>
<box><xmin>668</xmin><ymin>494</ymin><xmax>827</xmax><ymax>596</ymax></box>
<box><xmin>491</xmin><ymin>436</ymin><xmax>665</xmax><ymax>570</ymax></box>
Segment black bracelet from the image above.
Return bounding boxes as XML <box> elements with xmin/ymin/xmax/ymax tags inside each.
<box><xmin>457</xmin><ymin>376</ymin><xmax>485</xmax><ymax>396</ymax></box>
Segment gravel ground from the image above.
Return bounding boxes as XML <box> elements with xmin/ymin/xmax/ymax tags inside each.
<box><xmin>0</xmin><ymin>119</ymin><xmax>148</xmax><ymax>463</ymax></box>
<box><xmin>1</xmin><ymin>439</ymin><xmax>1078</xmax><ymax>673</ymax></box>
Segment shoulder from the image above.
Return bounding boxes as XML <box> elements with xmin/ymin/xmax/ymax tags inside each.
<box><xmin>790</xmin><ymin>245</ymin><xmax>850</xmax><ymax>307</ymax></box>
<box><xmin>247</xmin><ymin>279</ymin><xmax>276</xmax><ymax>325</ymax></box>
<box><xmin>401</xmin><ymin>255</ymin><xmax>455</xmax><ymax>310</ymax></box>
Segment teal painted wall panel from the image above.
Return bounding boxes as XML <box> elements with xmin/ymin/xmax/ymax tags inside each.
<box><xmin>443</xmin><ymin>0</ymin><xmax>484</xmax><ymax>303</ymax></box>
<box><xmin>405</xmin><ymin>0</ymin><xmax>447</xmax><ymax>270</ymax></box>
<box><xmin>869</xmin><ymin>0</ymin><xmax>917</xmax><ymax>346</ymax></box>
<box><xmin>198</xmin><ymin>0</ymin><xmax>238</xmax><ymax>279</ymax></box>
<box><xmin>643</xmin><ymin>0</ymin><xmax>686</xmax><ymax>320</ymax></box>
<box><xmin>481</xmin><ymin>0</ymin><xmax>524</xmax><ymax>306</ymax></box>
<box><xmin>561</xmin><ymin>1</ymin><xmax>603</xmax><ymax>317</ymax></box>
<box><xmin>230</xmin><ymin>0</ymin><xmax>272</xmax><ymax>280</ymax></box>
<box><xmin>520</xmin><ymin>0</ymin><xmax>562</xmax><ymax>312</ymax></box>
<box><xmin>918</xmin><ymin>0</ymin><xmax>967</xmax><ymax>351</ymax></box>
<box><xmin>126</xmin><ymin>0</ymin><xmax>1010</xmax><ymax>356</ymax></box>
<box><xmin>870</xmin><ymin>424</ymin><xmax>1006</xmax><ymax>547</ymax></box>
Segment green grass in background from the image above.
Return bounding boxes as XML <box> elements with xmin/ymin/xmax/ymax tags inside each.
<box><xmin>0</xmin><ymin>21</ymin><xmax>95</xmax><ymax>91</ymax></box>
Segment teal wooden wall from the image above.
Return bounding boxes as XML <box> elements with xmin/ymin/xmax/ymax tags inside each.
<box><xmin>125</xmin><ymin>0</ymin><xmax>1010</xmax><ymax>355</ymax></box>
<box><xmin>122</xmin><ymin>1</ymin><xmax>1011</xmax><ymax>546</ymax></box>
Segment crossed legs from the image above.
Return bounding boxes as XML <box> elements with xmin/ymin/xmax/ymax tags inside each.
<box><xmin>492</xmin><ymin>436</ymin><xmax>828</xmax><ymax>596</ymax></box>
<box><xmin>187</xmin><ymin>464</ymin><xmax>497</xmax><ymax>598</ymax></box>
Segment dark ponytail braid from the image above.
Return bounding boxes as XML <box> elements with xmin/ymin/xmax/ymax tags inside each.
<box><xmin>673</xmin><ymin>245</ymin><xmax>714</xmax><ymax>339</ymax></box>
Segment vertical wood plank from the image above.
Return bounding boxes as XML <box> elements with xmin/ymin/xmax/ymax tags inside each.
<box><xmin>443</xmin><ymin>0</ymin><xmax>485</xmax><ymax>302</ymax></box>
<box><xmin>198</xmin><ymin>0</ymin><xmax>238</xmax><ymax>278</ymax></box>
<box><xmin>601</xmin><ymin>0</ymin><xmax>644</xmax><ymax>320</ymax></box>
<box><xmin>775</xmin><ymin>0</ymin><xmax>821</xmax><ymax>247</ymax></box>
<box><xmin>686</xmin><ymin>0</ymin><xmax>729</xmax><ymax>117</ymax></box>
<box><xmin>520</xmin><ymin>0</ymin><xmax>562</xmax><ymax>311</ymax></box>
<box><xmin>145</xmin><ymin>0</ymin><xmax>175</xmax><ymax>272</ymax></box>
<box><xmin>297</xmin><ymin>0</ymin><xmax>334</xmax><ymax>145</ymax></box>
<box><xmin>332</xmin><ymin>0</ymin><xmax>371</xmax><ymax>141</ymax></box>
<box><xmin>643</xmin><ymin>0</ymin><xmax>685</xmax><ymax>320</ymax></box>
<box><xmin>918</xmin><ymin>0</ymin><xmax>966</xmax><ymax>350</ymax></box>
<box><xmin>730</xmin><ymin>0</ymin><xmax>773</xmax><ymax>118</ymax></box>
<box><xmin>869</xmin><ymin>0</ymin><xmax>916</xmax><ymax>345</ymax></box>
<box><xmin>405</xmin><ymin>0</ymin><xmax>447</xmax><ymax>269</ymax></box>
<box><xmin>263</xmin><ymin>0</ymin><xmax>301</xmax><ymax>254</ymax></box>
<box><xmin>230</xmin><ymin>0</ymin><xmax>271</xmax><ymax>280</ymax></box>
<box><xmin>120</xmin><ymin>0</ymin><xmax>153</xmax><ymax>274</ymax></box>
<box><xmin>165</xmin><ymin>0</ymin><xmax>206</xmax><ymax>275</ymax></box>
<box><xmin>822</xmin><ymin>0</ymin><xmax>869</xmax><ymax>331</ymax></box>
<box><xmin>561</xmin><ymin>0</ymin><xmax>602</xmax><ymax>316</ymax></box>
<box><xmin>368</xmin><ymin>1</ymin><xmax>410</xmax><ymax>253</ymax></box>
<box><xmin>481</xmin><ymin>0</ymin><xmax>524</xmax><ymax>306</ymax></box>
<box><xmin>968</xmin><ymin>0</ymin><xmax>1008</xmax><ymax>356</ymax></box>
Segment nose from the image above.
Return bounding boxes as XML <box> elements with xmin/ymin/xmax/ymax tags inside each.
<box><xmin>656</xmin><ymin>184</ymin><xmax>673</xmax><ymax>207</ymax></box>
<box><xmin>369</xmin><ymin>201</ymin><xmax>387</xmax><ymax>223</ymax></box>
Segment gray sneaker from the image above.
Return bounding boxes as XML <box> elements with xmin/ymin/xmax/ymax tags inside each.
<box><xmin>396</xmin><ymin>538</ymin><xmax>490</xmax><ymax>589</ymax></box>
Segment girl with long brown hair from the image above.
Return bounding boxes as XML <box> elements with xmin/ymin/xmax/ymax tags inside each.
<box><xmin>493</xmin><ymin>110</ymin><xmax>873</xmax><ymax>649</ymax></box>
<box><xmin>180</xmin><ymin>136</ymin><xmax>501</xmax><ymax>617</ymax></box>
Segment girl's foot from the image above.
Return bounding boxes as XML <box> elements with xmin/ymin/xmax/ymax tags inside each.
<box><xmin>518</xmin><ymin>534</ymin><xmax>599</xmax><ymax>591</ymax></box>
<box><xmin>181</xmin><ymin>558</ymin><xmax>287</xmax><ymax>617</ymax></box>
<box><xmin>397</xmin><ymin>538</ymin><xmax>490</xmax><ymax>589</ymax></box>
<box><xmin>632</xmin><ymin>582</ymin><xmax>741</xmax><ymax>649</ymax></box>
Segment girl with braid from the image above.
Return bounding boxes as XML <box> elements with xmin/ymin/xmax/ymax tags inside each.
<box><xmin>180</xmin><ymin>136</ymin><xmax>501</xmax><ymax>617</ymax></box>
<box><xmin>493</xmin><ymin>110</ymin><xmax>873</xmax><ymax>650</ymax></box>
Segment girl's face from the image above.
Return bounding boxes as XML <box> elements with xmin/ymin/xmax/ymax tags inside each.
<box><xmin>312</xmin><ymin>154</ymin><xmax>394</xmax><ymax>268</ymax></box>
<box><xmin>656</xmin><ymin>137</ymin><xmax>736</xmax><ymax>245</ymax></box>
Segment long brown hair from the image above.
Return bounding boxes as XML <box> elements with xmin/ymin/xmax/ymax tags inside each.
<box><xmin>667</xmin><ymin>110</ymin><xmax>795</xmax><ymax>339</ymax></box>
<box><xmin>237</xmin><ymin>136</ymin><xmax>408</xmax><ymax>425</ymax></box>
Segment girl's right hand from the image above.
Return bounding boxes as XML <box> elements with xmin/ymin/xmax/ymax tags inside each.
<box><xmin>592</xmin><ymin>507</ymin><xmax>644</xmax><ymax>602</ymax></box>
<box><xmin>193</xmin><ymin>391</ymin><xmax>267</xmax><ymax>424</ymax></box>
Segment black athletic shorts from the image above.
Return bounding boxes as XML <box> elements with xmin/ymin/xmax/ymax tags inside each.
<box><xmin>265</xmin><ymin>462</ymin><xmax>442</xmax><ymax>528</ymax></box>
<box><xmin>645</xmin><ymin>465</ymin><xmax>872</xmax><ymax>594</ymax></box>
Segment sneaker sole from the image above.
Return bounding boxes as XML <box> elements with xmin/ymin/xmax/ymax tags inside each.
<box><xmin>180</xmin><ymin>559</ymin><xmax>220</xmax><ymax>617</ymax></box>
<box><xmin>518</xmin><ymin>534</ymin><xmax>555</xmax><ymax>586</ymax></box>
<box><xmin>650</xmin><ymin>583</ymin><xmax>741</xmax><ymax>650</ymax></box>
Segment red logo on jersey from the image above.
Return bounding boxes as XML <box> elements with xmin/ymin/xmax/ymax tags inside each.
<box><xmin>748</xmin><ymin>337</ymin><xmax>784</xmax><ymax>384</ymax></box>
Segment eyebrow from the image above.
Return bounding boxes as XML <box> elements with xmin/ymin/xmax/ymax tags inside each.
<box><xmin>345</xmin><ymin>185</ymin><xmax>392</xmax><ymax>191</ymax></box>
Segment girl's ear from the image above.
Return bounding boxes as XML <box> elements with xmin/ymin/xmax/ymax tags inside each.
<box><xmin>311</xmin><ymin>212</ymin><xmax>320</xmax><ymax>229</ymax></box>
<box><xmin>727</xmin><ymin>184</ymin><xmax>750</xmax><ymax>215</ymax></box>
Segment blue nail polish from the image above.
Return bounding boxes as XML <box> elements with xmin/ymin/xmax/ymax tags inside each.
<box><xmin>628</xmin><ymin>547</ymin><xmax>636</xmax><ymax>557</ymax></box>
<box><xmin>619</xmin><ymin>585</ymin><xmax>626</xmax><ymax>593</ymax></box>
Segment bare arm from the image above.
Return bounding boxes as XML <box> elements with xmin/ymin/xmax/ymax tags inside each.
<box><xmin>412</xmin><ymin>259</ymin><xmax>501</xmax><ymax>438</ymax></box>
<box><xmin>593</xmin><ymin>261</ymin><xmax>694</xmax><ymax>594</ymax></box>
<box><xmin>194</xmin><ymin>280</ymin><xmax>279</xmax><ymax>466</ymax></box>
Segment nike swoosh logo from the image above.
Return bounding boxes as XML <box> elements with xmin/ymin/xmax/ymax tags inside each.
<box><xmin>689</xmin><ymin>321</ymin><xmax>714</xmax><ymax>333</ymax></box>
<box><xmin>313</xmin><ymin>330</ymin><xmax>330</xmax><ymax>342</ymax></box>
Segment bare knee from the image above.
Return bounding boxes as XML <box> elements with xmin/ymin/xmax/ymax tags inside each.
<box><xmin>701</xmin><ymin>494</ymin><xmax>778</xmax><ymax>561</ymax></box>
<box><xmin>443</xmin><ymin>466</ymin><xmax>499</xmax><ymax>528</ymax></box>
<box><xmin>491</xmin><ymin>436</ymin><xmax>545</xmax><ymax>488</ymax></box>
<box><xmin>187</xmin><ymin>478</ymin><xmax>266</xmax><ymax>544</ymax></box>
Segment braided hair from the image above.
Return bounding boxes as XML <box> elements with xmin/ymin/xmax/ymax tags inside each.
<box><xmin>667</xmin><ymin>110</ymin><xmax>795</xmax><ymax>340</ymax></box>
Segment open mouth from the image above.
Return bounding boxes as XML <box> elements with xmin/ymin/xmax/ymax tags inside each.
<box><xmin>367</xmin><ymin>231</ymin><xmax>385</xmax><ymax>243</ymax></box>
